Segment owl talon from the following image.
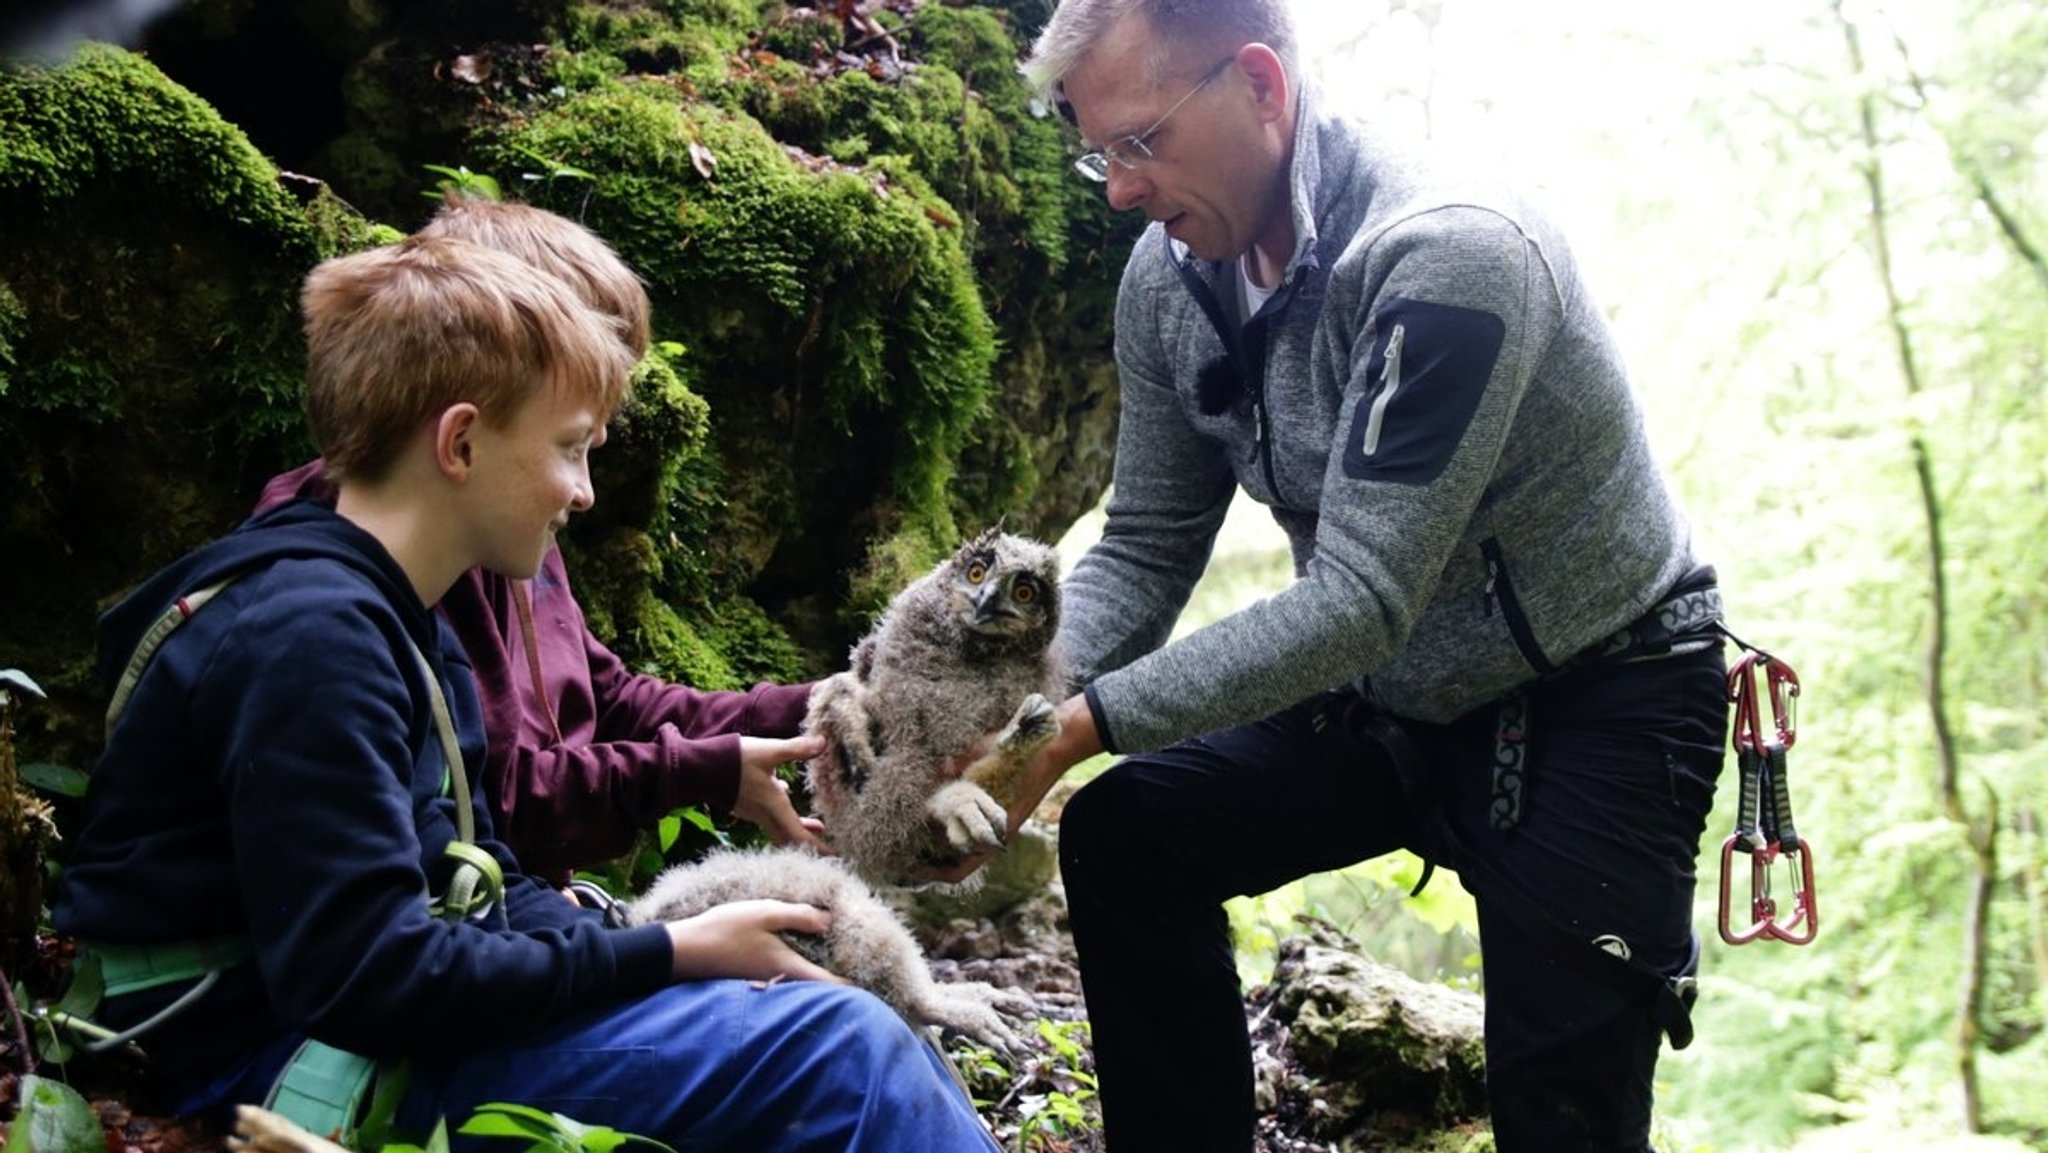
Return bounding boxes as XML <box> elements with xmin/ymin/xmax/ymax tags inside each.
<box><xmin>1001</xmin><ymin>692</ymin><xmax>1060</xmax><ymax>751</ymax></box>
<box><xmin>929</xmin><ymin>779</ymin><xmax>1008</xmax><ymax>855</ymax></box>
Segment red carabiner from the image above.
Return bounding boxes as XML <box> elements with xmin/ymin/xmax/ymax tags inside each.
<box><xmin>1764</xmin><ymin>660</ymin><xmax>1799</xmax><ymax>752</ymax></box>
<box><xmin>1727</xmin><ymin>651</ymin><xmax>1797</xmax><ymax>755</ymax></box>
<box><xmin>1718</xmin><ymin>837</ymin><xmax>1820</xmax><ymax>946</ymax></box>
<box><xmin>1717</xmin><ymin>834</ymin><xmax>1772</xmax><ymax>944</ymax></box>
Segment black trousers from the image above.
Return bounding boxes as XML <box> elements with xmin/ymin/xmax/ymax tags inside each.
<box><xmin>1059</xmin><ymin>646</ymin><xmax>1728</xmax><ymax>1152</ymax></box>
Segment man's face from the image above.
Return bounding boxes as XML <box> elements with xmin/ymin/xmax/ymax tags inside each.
<box><xmin>464</xmin><ymin>384</ymin><xmax>607</xmax><ymax>580</ymax></box>
<box><xmin>1060</xmin><ymin>20</ymin><xmax>1271</xmax><ymax>263</ymax></box>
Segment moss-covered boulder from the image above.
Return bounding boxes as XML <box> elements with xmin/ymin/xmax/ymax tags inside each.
<box><xmin>0</xmin><ymin>44</ymin><xmax>391</xmax><ymax>765</ymax></box>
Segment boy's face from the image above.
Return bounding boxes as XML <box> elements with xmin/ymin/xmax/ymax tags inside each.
<box><xmin>464</xmin><ymin>385</ymin><xmax>607</xmax><ymax>579</ymax></box>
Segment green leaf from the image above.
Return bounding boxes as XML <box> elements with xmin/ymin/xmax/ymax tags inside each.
<box><xmin>53</xmin><ymin>953</ymin><xmax>102</xmax><ymax>1016</ymax></box>
<box><xmin>456</xmin><ymin>1112</ymin><xmax>554</xmax><ymax>1140</ymax></box>
<box><xmin>657</xmin><ymin>813</ymin><xmax>681</xmax><ymax>853</ymax></box>
<box><xmin>7</xmin><ymin>1075</ymin><xmax>103</xmax><ymax>1153</ymax></box>
<box><xmin>20</xmin><ymin>762</ymin><xmax>87</xmax><ymax>798</ymax></box>
<box><xmin>377</xmin><ymin>1117</ymin><xmax>452</xmax><ymax>1153</ymax></box>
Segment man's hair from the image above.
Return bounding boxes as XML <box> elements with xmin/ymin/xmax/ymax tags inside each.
<box><xmin>1022</xmin><ymin>0</ymin><xmax>1299</xmax><ymax>103</ymax></box>
<box><xmin>302</xmin><ymin>235</ymin><xmax>637</xmax><ymax>483</ymax></box>
<box><xmin>417</xmin><ymin>195</ymin><xmax>652</xmax><ymax>361</ymax></box>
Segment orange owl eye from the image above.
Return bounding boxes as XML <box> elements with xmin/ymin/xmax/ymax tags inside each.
<box><xmin>966</xmin><ymin>562</ymin><xmax>989</xmax><ymax>584</ymax></box>
<box><xmin>1011</xmin><ymin>579</ymin><xmax>1036</xmax><ymax>604</ymax></box>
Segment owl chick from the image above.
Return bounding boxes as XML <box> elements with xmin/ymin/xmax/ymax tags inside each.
<box><xmin>805</xmin><ymin>528</ymin><xmax>1067</xmax><ymax>886</ymax></box>
<box><xmin>626</xmin><ymin>846</ymin><xmax>1035</xmax><ymax>1056</ymax></box>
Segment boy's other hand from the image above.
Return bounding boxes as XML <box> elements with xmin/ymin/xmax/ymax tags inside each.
<box><xmin>733</xmin><ymin>734</ymin><xmax>828</xmax><ymax>851</ymax></box>
<box><xmin>663</xmin><ymin>898</ymin><xmax>846</xmax><ymax>984</ymax></box>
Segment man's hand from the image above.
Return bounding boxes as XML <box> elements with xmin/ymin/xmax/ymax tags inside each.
<box><xmin>732</xmin><ymin>734</ymin><xmax>828</xmax><ymax>851</ymax></box>
<box><xmin>663</xmin><ymin>898</ymin><xmax>847</xmax><ymax>984</ymax></box>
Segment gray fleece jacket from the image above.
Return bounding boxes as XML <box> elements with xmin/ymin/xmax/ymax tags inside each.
<box><xmin>1060</xmin><ymin>84</ymin><xmax>1701</xmax><ymax>752</ymax></box>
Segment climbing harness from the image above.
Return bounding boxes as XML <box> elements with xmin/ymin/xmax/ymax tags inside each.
<box><xmin>1717</xmin><ymin>644</ymin><xmax>1819</xmax><ymax>946</ymax></box>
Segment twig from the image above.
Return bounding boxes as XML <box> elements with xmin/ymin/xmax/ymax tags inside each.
<box><xmin>0</xmin><ymin>962</ymin><xmax>36</xmax><ymax>1074</ymax></box>
<box><xmin>229</xmin><ymin>1104</ymin><xmax>352</xmax><ymax>1153</ymax></box>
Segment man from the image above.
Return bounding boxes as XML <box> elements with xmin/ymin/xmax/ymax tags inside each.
<box><xmin>987</xmin><ymin>1</ymin><xmax>1730</xmax><ymax>1149</ymax></box>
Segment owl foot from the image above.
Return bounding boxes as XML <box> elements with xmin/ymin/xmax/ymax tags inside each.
<box><xmin>915</xmin><ymin>981</ymin><xmax>1038</xmax><ymax>1061</ymax></box>
<box><xmin>1000</xmin><ymin>692</ymin><xmax>1060</xmax><ymax>752</ymax></box>
<box><xmin>929</xmin><ymin>778</ymin><xmax>1008</xmax><ymax>856</ymax></box>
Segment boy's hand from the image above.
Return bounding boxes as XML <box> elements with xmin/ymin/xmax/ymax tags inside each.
<box><xmin>732</xmin><ymin>734</ymin><xmax>828</xmax><ymax>850</ymax></box>
<box><xmin>663</xmin><ymin>899</ymin><xmax>848</xmax><ymax>984</ymax></box>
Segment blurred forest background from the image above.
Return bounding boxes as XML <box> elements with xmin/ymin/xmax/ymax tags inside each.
<box><xmin>1110</xmin><ymin>0</ymin><xmax>2046</xmax><ymax>1149</ymax></box>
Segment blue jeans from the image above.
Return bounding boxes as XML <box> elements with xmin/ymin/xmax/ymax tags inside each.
<box><xmin>176</xmin><ymin>980</ymin><xmax>997</xmax><ymax>1152</ymax></box>
<box><xmin>1059</xmin><ymin>646</ymin><xmax>1727</xmax><ymax>1153</ymax></box>
<box><xmin>392</xmin><ymin>980</ymin><xmax>999</xmax><ymax>1151</ymax></box>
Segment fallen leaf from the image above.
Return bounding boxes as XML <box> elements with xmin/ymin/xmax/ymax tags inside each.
<box><xmin>689</xmin><ymin>140</ymin><xmax>718</xmax><ymax>179</ymax></box>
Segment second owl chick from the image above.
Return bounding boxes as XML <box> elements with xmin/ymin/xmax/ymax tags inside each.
<box><xmin>804</xmin><ymin>528</ymin><xmax>1068</xmax><ymax>886</ymax></box>
<box><xmin>627</xmin><ymin>846</ymin><xmax>1036</xmax><ymax>1056</ymax></box>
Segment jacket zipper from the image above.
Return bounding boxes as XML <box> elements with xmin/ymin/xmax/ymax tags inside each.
<box><xmin>1481</xmin><ymin>538</ymin><xmax>1555</xmax><ymax>675</ymax></box>
<box><xmin>1360</xmin><ymin>323</ymin><xmax>1406</xmax><ymax>457</ymax></box>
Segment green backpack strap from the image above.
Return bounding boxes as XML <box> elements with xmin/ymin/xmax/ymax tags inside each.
<box><xmin>404</xmin><ymin>634</ymin><xmax>504</xmax><ymax>921</ymax></box>
<box><xmin>104</xmin><ymin>577</ymin><xmax>237</xmax><ymax>737</ymax></box>
<box><xmin>264</xmin><ymin>1038</ymin><xmax>410</xmax><ymax>1147</ymax></box>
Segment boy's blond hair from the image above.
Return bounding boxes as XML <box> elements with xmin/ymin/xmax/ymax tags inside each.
<box><xmin>417</xmin><ymin>195</ymin><xmax>652</xmax><ymax>361</ymax></box>
<box><xmin>302</xmin><ymin>235</ymin><xmax>636</xmax><ymax>483</ymax></box>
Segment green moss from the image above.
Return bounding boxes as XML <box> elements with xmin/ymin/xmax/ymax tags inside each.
<box><xmin>478</xmin><ymin>75</ymin><xmax>996</xmax><ymax>616</ymax></box>
<box><xmin>0</xmin><ymin>45</ymin><xmax>377</xmax><ymax>446</ymax></box>
<box><xmin>840</xmin><ymin>518</ymin><xmax>959</xmax><ymax>628</ymax></box>
<box><xmin>632</xmin><ymin>594</ymin><xmax>742</xmax><ymax>690</ymax></box>
<box><xmin>0</xmin><ymin>44</ymin><xmax>327</xmax><ymax>258</ymax></box>
<box><xmin>689</xmin><ymin>597</ymin><xmax>806</xmax><ymax>687</ymax></box>
<box><xmin>0</xmin><ymin>45</ymin><xmax>392</xmax><ymax>764</ymax></box>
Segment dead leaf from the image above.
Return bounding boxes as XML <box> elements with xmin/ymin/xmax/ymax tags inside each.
<box><xmin>688</xmin><ymin>140</ymin><xmax>718</xmax><ymax>179</ymax></box>
<box><xmin>450</xmin><ymin>54</ymin><xmax>490</xmax><ymax>85</ymax></box>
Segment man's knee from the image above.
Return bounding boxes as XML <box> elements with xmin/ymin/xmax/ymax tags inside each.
<box><xmin>1056</xmin><ymin>764</ymin><xmax>1165</xmax><ymax>888</ymax></box>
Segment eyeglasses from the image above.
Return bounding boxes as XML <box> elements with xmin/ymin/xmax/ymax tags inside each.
<box><xmin>1072</xmin><ymin>56</ymin><xmax>1236</xmax><ymax>183</ymax></box>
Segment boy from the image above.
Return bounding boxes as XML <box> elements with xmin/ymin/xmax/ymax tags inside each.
<box><xmin>256</xmin><ymin>197</ymin><xmax>825</xmax><ymax>885</ymax></box>
<box><xmin>53</xmin><ymin>235</ymin><xmax>1000</xmax><ymax>1149</ymax></box>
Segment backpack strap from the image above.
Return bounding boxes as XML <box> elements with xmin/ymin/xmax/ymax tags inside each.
<box><xmin>104</xmin><ymin>577</ymin><xmax>237</xmax><ymax>737</ymax></box>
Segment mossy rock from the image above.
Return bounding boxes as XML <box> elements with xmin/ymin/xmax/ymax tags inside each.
<box><xmin>0</xmin><ymin>44</ymin><xmax>390</xmax><ymax>766</ymax></box>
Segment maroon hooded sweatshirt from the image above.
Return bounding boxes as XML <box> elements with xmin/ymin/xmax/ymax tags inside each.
<box><xmin>256</xmin><ymin>461</ymin><xmax>814</xmax><ymax>882</ymax></box>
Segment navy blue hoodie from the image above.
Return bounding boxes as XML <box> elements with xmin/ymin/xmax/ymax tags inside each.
<box><xmin>53</xmin><ymin>501</ymin><xmax>675</xmax><ymax>1094</ymax></box>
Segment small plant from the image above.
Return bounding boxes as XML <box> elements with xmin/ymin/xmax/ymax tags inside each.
<box><xmin>1003</xmin><ymin>1019</ymin><xmax>1099</xmax><ymax>1152</ymax></box>
<box><xmin>452</xmin><ymin>1103</ymin><xmax>676</xmax><ymax>1153</ymax></box>
<box><xmin>422</xmin><ymin>164</ymin><xmax>503</xmax><ymax>202</ymax></box>
<box><xmin>5</xmin><ymin>1074</ymin><xmax>103</xmax><ymax>1153</ymax></box>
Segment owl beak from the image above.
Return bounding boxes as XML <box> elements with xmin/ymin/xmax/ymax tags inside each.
<box><xmin>971</xmin><ymin>583</ymin><xmax>1006</xmax><ymax>627</ymax></box>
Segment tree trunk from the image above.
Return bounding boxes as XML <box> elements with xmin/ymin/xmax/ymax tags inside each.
<box><xmin>1833</xmin><ymin>1</ymin><xmax>1993</xmax><ymax>1131</ymax></box>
